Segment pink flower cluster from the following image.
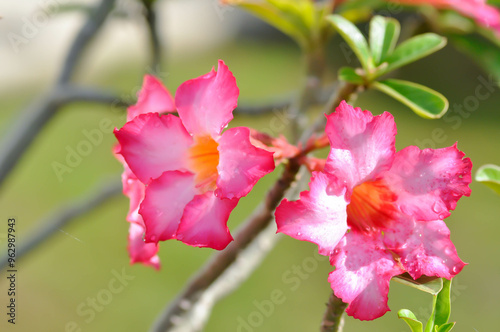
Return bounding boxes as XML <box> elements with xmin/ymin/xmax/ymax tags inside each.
<box><xmin>275</xmin><ymin>101</ymin><xmax>471</xmax><ymax>320</ymax></box>
<box><xmin>113</xmin><ymin>61</ymin><xmax>472</xmax><ymax>321</ymax></box>
<box><xmin>114</xmin><ymin>60</ymin><xmax>275</xmax><ymax>269</ymax></box>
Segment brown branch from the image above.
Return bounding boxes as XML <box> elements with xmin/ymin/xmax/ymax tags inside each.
<box><xmin>320</xmin><ymin>292</ymin><xmax>347</xmax><ymax>332</ymax></box>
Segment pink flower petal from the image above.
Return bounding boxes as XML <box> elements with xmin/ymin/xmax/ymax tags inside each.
<box><xmin>139</xmin><ymin>171</ymin><xmax>197</xmax><ymax>243</ymax></box>
<box><xmin>324</xmin><ymin>101</ymin><xmax>396</xmax><ymax>193</ymax></box>
<box><xmin>113</xmin><ymin>144</ymin><xmax>145</xmax><ymax>226</ymax></box>
<box><xmin>128</xmin><ymin>223</ymin><xmax>160</xmax><ymax>270</ymax></box>
<box><xmin>127</xmin><ymin>75</ymin><xmax>175</xmax><ymax>121</ymax></box>
<box><xmin>328</xmin><ymin>231</ymin><xmax>404</xmax><ymax>320</ymax></box>
<box><xmin>176</xmin><ymin>192</ymin><xmax>238</xmax><ymax>250</ymax></box>
<box><xmin>175</xmin><ymin>60</ymin><xmax>239</xmax><ymax>136</ymax></box>
<box><xmin>216</xmin><ymin>127</ymin><xmax>275</xmax><ymax>199</ymax></box>
<box><xmin>275</xmin><ymin>172</ymin><xmax>349</xmax><ymax>256</ymax></box>
<box><xmin>383</xmin><ymin>218</ymin><xmax>466</xmax><ymax>280</ymax></box>
<box><xmin>383</xmin><ymin>144</ymin><xmax>472</xmax><ymax>221</ymax></box>
<box><xmin>114</xmin><ymin>113</ymin><xmax>193</xmax><ymax>184</ymax></box>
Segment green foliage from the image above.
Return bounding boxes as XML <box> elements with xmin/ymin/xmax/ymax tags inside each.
<box><xmin>394</xmin><ymin>274</ymin><xmax>443</xmax><ymax>295</ymax></box>
<box><xmin>378</xmin><ymin>33</ymin><xmax>447</xmax><ymax>78</ymax></box>
<box><xmin>328</xmin><ymin>14</ymin><xmax>374</xmax><ymax>73</ymax></box>
<box><xmin>222</xmin><ymin>0</ymin><xmax>332</xmax><ymax>51</ymax></box>
<box><xmin>369</xmin><ymin>15</ymin><xmax>400</xmax><ymax>65</ymax></box>
<box><xmin>372</xmin><ymin>79</ymin><xmax>448</xmax><ymax>119</ymax></box>
<box><xmin>398</xmin><ymin>309</ymin><xmax>424</xmax><ymax>332</ymax></box>
<box><xmin>330</xmin><ymin>14</ymin><xmax>448</xmax><ymax>118</ymax></box>
<box><xmin>476</xmin><ymin>164</ymin><xmax>500</xmax><ymax>195</ymax></box>
<box><xmin>398</xmin><ymin>278</ymin><xmax>455</xmax><ymax>332</ymax></box>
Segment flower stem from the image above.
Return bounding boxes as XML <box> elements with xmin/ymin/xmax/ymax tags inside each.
<box><xmin>320</xmin><ymin>292</ymin><xmax>348</xmax><ymax>332</ymax></box>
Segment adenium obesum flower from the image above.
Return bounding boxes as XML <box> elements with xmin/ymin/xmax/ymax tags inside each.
<box><xmin>114</xmin><ymin>60</ymin><xmax>275</xmax><ymax>263</ymax></box>
<box><xmin>391</xmin><ymin>0</ymin><xmax>500</xmax><ymax>34</ymax></box>
<box><xmin>275</xmin><ymin>101</ymin><xmax>471</xmax><ymax>320</ymax></box>
<box><xmin>114</xmin><ymin>74</ymin><xmax>176</xmax><ymax>269</ymax></box>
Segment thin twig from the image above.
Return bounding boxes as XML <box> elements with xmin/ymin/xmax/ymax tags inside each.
<box><xmin>0</xmin><ymin>0</ymin><xmax>116</xmax><ymax>188</ymax></box>
<box><xmin>58</xmin><ymin>0</ymin><xmax>116</xmax><ymax>85</ymax></box>
<box><xmin>0</xmin><ymin>179</ymin><xmax>122</xmax><ymax>270</ymax></box>
<box><xmin>144</xmin><ymin>1</ymin><xmax>161</xmax><ymax>74</ymax></box>
<box><xmin>320</xmin><ymin>292</ymin><xmax>347</xmax><ymax>332</ymax></box>
<box><xmin>150</xmin><ymin>81</ymin><xmax>359</xmax><ymax>332</ymax></box>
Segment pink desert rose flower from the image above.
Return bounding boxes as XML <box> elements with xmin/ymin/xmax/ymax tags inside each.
<box><xmin>275</xmin><ymin>101</ymin><xmax>471</xmax><ymax>320</ymax></box>
<box><xmin>115</xmin><ymin>60</ymin><xmax>275</xmax><ymax>251</ymax></box>
<box><xmin>391</xmin><ymin>0</ymin><xmax>500</xmax><ymax>34</ymax></box>
<box><xmin>114</xmin><ymin>74</ymin><xmax>175</xmax><ymax>269</ymax></box>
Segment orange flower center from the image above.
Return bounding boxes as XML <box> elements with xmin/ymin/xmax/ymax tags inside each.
<box><xmin>188</xmin><ymin>135</ymin><xmax>220</xmax><ymax>192</ymax></box>
<box><xmin>346</xmin><ymin>179</ymin><xmax>398</xmax><ymax>233</ymax></box>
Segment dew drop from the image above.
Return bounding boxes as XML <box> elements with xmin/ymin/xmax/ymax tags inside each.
<box><xmin>432</xmin><ymin>202</ymin><xmax>441</xmax><ymax>214</ymax></box>
<box><xmin>452</xmin><ymin>265</ymin><xmax>459</xmax><ymax>273</ymax></box>
<box><xmin>333</xmin><ymin>248</ymin><xmax>340</xmax><ymax>255</ymax></box>
<box><xmin>297</xmin><ymin>232</ymin><xmax>302</xmax><ymax>236</ymax></box>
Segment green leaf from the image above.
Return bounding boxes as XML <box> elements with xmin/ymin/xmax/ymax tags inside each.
<box><xmin>425</xmin><ymin>295</ymin><xmax>438</xmax><ymax>332</ymax></box>
<box><xmin>398</xmin><ymin>309</ymin><xmax>424</xmax><ymax>332</ymax></box>
<box><xmin>338</xmin><ymin>67</ymin><xmax>364</xmax><ymax>84</ymax></box>
<box><xmin>476</xmin><ymin>164</ymin><xmax>500</xmax><ymax>195</ymax></box>
<box><xmin>369</xmin><ymin>15</ymin><xmax>401</xmax><ymax>65</ymax></box>
<box><xmin>372</xmin><ymin>79</ymin><xmax>448</xmax><ymax>119</ymax></box>
<box><xmin>435</xmin><ymin>278</ymin><xmax>452</xmax><ymax>327</ymax></box>
<box><xmin>327</xmin><ymin>14</ymin><xmax>374</xmax><ymax>72</ymax></box>
<box><xmin>379</xmin><ymin>33</ymin><xmax>447</xmax><ymax>77</ymax></box>
<box><xmin>223</xmin><ymin>0</ymin><xmax>312</xmax><ymax>49</ymax></box>
<box><xmin>435</xmin><ymin>322</ymin><xmax>455</xmax><ymax>332</ymax></box>
<box><xmin>394</xmin><ymin>274</ymin><xmax>443</xmax><ymax>295</ymax></box>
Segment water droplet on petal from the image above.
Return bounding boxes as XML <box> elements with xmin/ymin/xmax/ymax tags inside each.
<box><xmin>452</xmin><ymin>265</ymin><xmax>459</xmax><ymax>273</ymax></box>
<box><xmin>432</xmin><ymin>202</ymin><xmax>441</xmax><ymax>214</ymax></box>
<box><xmin>333</xmin><ymin>248</ymin><xmax>340</xmax><ymax>255</ymax></box>
<box><xmin>296</xmin><ymin>232</ymin><xmax>302</xmax><ymax>236</ymax></box>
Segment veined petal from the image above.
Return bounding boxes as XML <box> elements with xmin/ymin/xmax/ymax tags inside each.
<box><xmin>383</xmin><ymin>218</ymin><xmax>466</xmax><ymax>280</ymax></box>
<box><xmin>128</xmin><ymin>223</ymin><xmax>160</xmax><ymax>270</ymax></box>
<box><xmin>175</xmin><ymin>60</ymin><xmax>239</xmax><ymax>136</ymax></box>
<box><xmin>139</xmin><ymin>171</ymin><xmax>197</xmax><ymax>243</ymax></box>
<box><xmin>216</xmin><ymin>127</ymin><xmax>275</xmax><ymax>199</ymax></box>
<box><xmin>127</xmin><ymin>75</ymin><xmax>175</xmax><ymax>121</ymax></box>
<box><xmin>383</xmin><ymin>144</ymin><xmax>472</xmax><ymax>221</ymax></box>
<box><xmin>176</xmin><ymin>192</ymin><xmax>238</xmax><ymax>250</ymax></box>
<box><xmin>324</xmin><ymin>101</ymin><xmax>396</xmax><ymax>193</ymax></box>
<box><xmin>114</xmin><ymin>113</ymin><xmax>193</xmax><ymax>184</ymax></box>
<box><xmin>275</xmin><ymin>172</ymin><xmax>349</xmax><ymax>256</ymax></box>
<box><xmin>328</xmin><ymin>232</ymin><xmax>404</xmax><ymax>320</ymax></box>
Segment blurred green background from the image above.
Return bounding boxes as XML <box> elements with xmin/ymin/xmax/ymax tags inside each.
<box><xmin>1</xmin><ymin>1</ymin><xmax>500</xmax><ymax>332</ymax></box>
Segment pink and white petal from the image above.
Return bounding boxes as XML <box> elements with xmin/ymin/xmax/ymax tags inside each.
<box><xmin>216</xmin><ymin>127</ymin><xmax>275</xmax><ymax>199</ymax></box>
<box><xmin>139</xmin><ymin>171</ymin><xmax>197</xmax><ymax>243</ymax></box>
<box><xmin>324</xmin><ymin>101</ymin><xmax>396</xmax><ymax>193</ymax></box>
<box><xmin>383</xmin><ymin>218</ymin><xmax>466</xmax><ymax>280</ymax></box>
<box><xmin>113</xmin><ymin>143</ymin><xmax>146</xmax><ymax>226</ymax></box>
<box><xmin>114</xmin><ymin>113</ymin><xmax>193</xmax><ymax>184</ymax></box>
<box><xmin>175</xmin><ymin>60</ymin><xmax>239</xmax><ymax>136</ymax></box>
<box><xmin>328</xmin><ymin>232</ymin><xmax>404</xmax><ymax>320</ymax></box>
<box><xmin>128</xmin><ymin>223</ymin><xmax>160</xmax><ymax>270</ymax></box>
<box><xmin>275</xmin><ymin>172</ymin><xmax>349</xmax><ymax>256</ymax></box>
<box><xmin>127</xmin><ymin>75</ymin><xmax>175</xmax><ymax>121</ymax></box>
<box><xmin>123</xmin><ymin>172</ymin><xmax>146</xmax><ymax>226</ymax></box>
<box><xmin>176</xmin><ymin>192</ymin><xmax>238</xmax><ymax>250</ymax></box>
<box><xmin>383</xmin><ymin>144</ymin><xmax>472</xmax><ymax>221</ymax></box>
